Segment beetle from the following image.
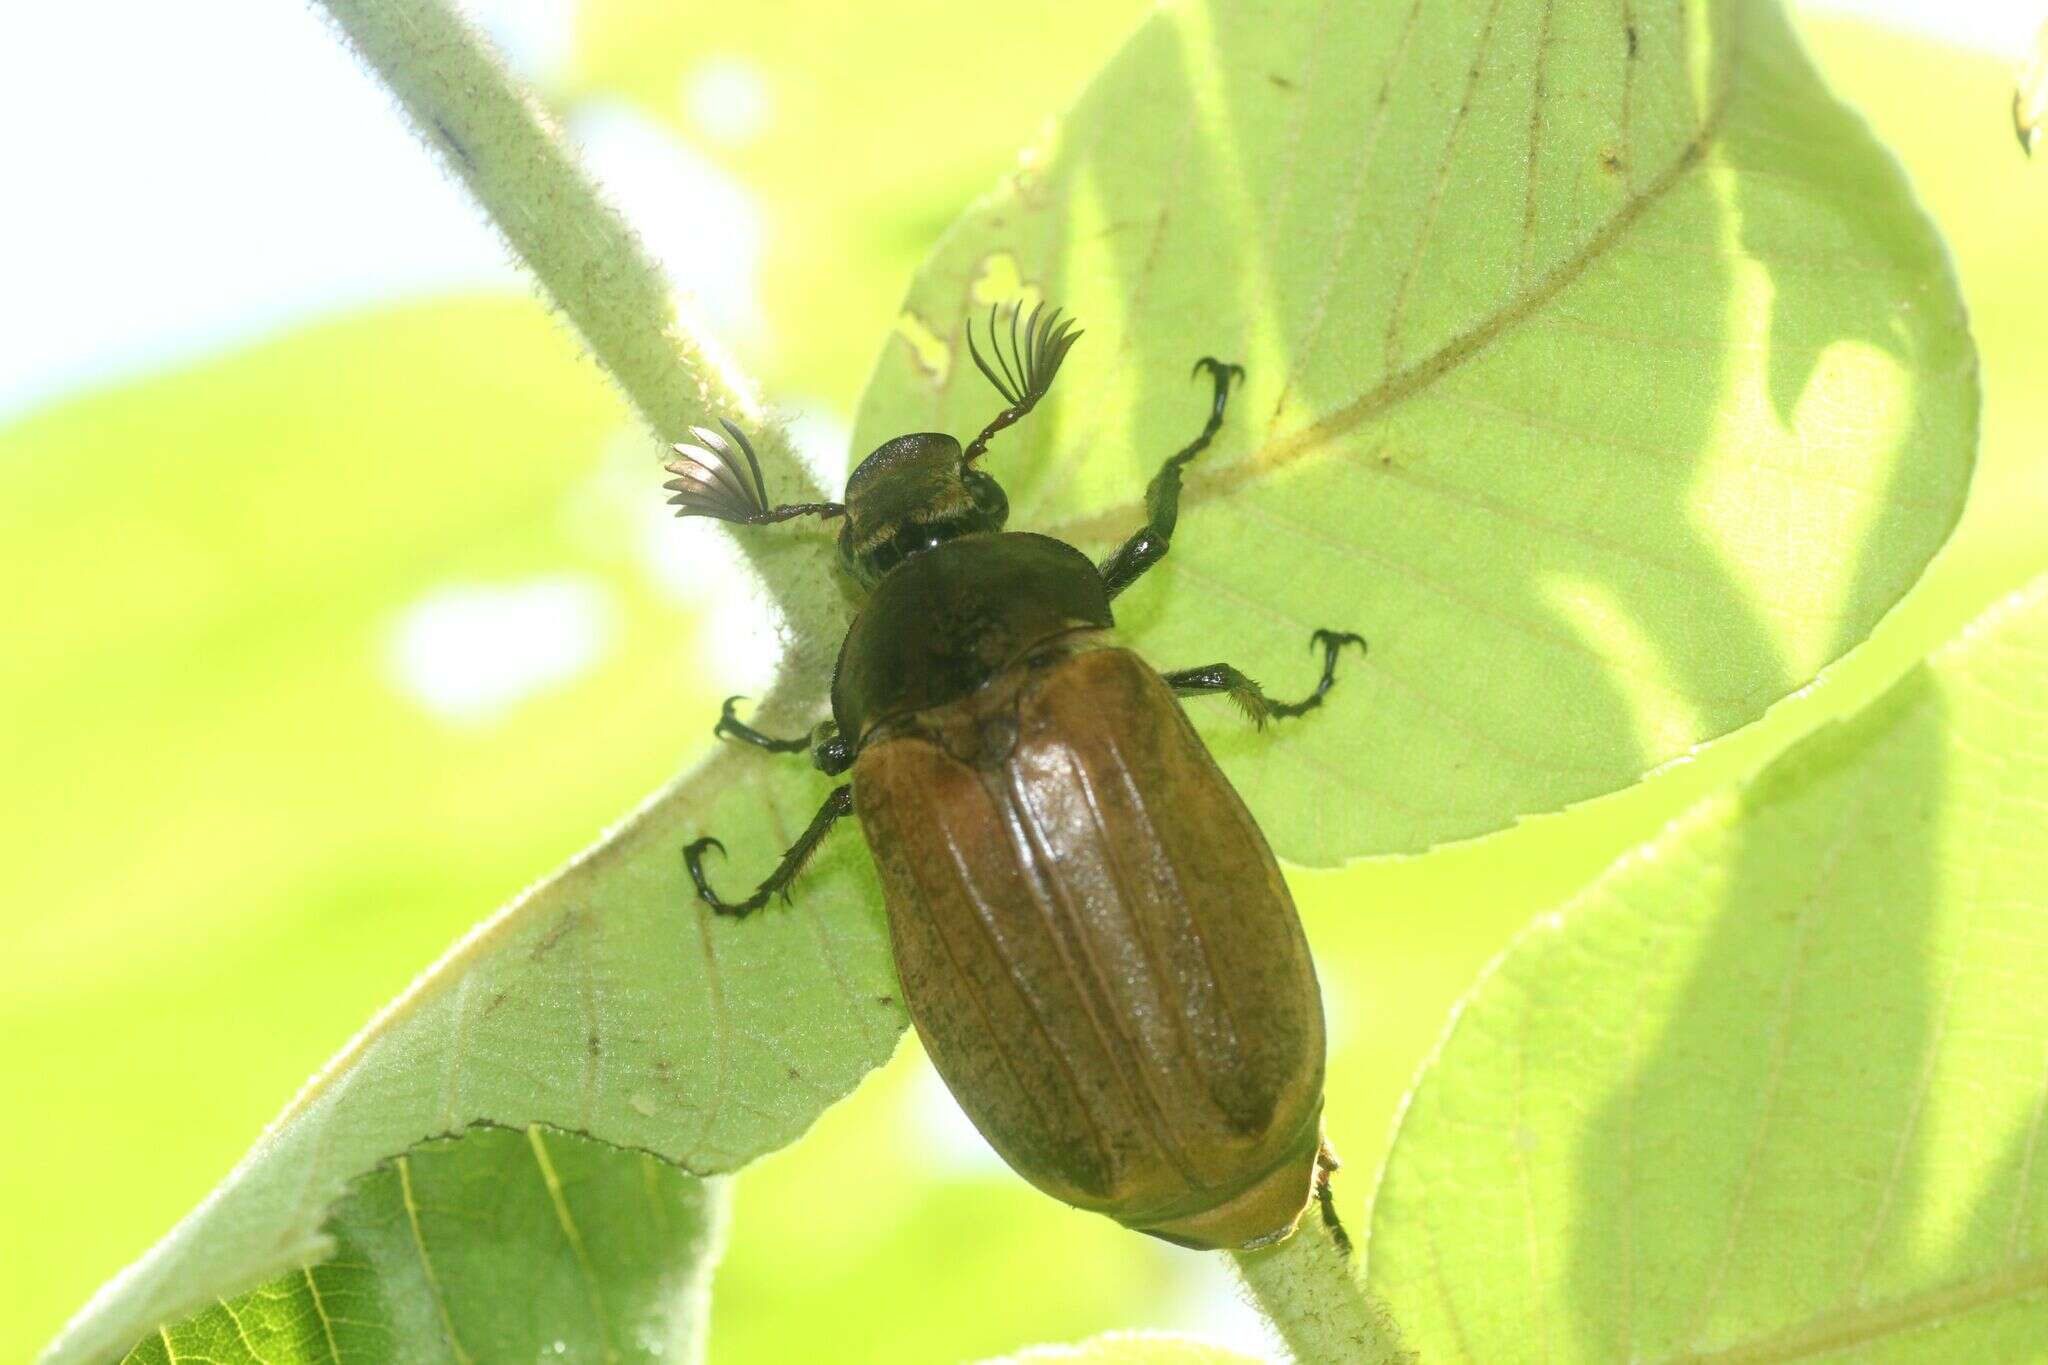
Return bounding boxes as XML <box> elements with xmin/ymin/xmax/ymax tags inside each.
<box><xmin>662</xmin><ymin>303</ymin><xmax>1364</xmax><ymax>1251</ymax></box>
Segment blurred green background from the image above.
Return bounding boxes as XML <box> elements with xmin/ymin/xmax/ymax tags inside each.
<box><xmin>4</xmin><ymin>4</ymin><xmax>2044</xmax><ymax>1361</ymax></box>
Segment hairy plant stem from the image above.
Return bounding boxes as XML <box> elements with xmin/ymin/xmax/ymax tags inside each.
<box><xmin>1233</xmin><ymin>1222</ymin><xmax>1411</xmax><ymax>1365</ymax></box>
<box><xmin>313</xmin><ymin>0</ymin><xmax>848</xmax><ymax>698</ymax></box>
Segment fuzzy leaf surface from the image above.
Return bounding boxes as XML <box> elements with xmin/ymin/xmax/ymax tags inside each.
<box><xmin>1368</xmin><ymin>574</ymin><xmax>2048</xmax><ymax>1359</ymax></box>
<box><xmin>854</xmin><ymin>0</ymin><xmax>1976</xmax><ymax>861</ymax></box>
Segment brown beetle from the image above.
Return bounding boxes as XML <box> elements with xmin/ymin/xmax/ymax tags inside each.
<box><xmin>665</xmin><ymin>305</ymin><xmax>1363</xmax><ymax>1249</ymax></box>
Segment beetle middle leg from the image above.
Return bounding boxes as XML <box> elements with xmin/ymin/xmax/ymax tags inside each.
<box><xmin>684</xmin><ymin>786</ymin><xmax>854</xmax><ymax>918</ymax></box>
<box><xmin>1161</xmin><ymin>662</ymin><xmax>1272</xmax><ymax>726</ymax></box>
<box><xmin>1097</xmin><ymin>356</ymin><xmax>1245</xmax><ymax>599</ymax></box>
<box><xmin>1164</xmin><ymin>628</ymin><xmax>1367</xmax><ymax>727</ymax></box>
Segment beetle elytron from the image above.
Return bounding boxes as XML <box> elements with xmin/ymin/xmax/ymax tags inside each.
<box><xmin>664</xmin><ymin>304</ymin><xmax>1364</xmax><ymax>1250</ymax></box>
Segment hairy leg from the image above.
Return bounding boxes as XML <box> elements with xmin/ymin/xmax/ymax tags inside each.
<box><xmin>1164</xmin><ymin>629</ymin><xmax>1367</xmax><ymax>726</ymax></box>
<box><xmin>683</xmin><ymin>786</ymin><xmax>854</xmax><ymax>918</ymax></box>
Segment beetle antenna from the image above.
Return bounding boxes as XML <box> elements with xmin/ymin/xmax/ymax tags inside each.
<box><xmin>962</xmin><ymin>301</ymin><xmax>1082</xmax><ymax>466</ymax></box>
<box><xmin>663</xmin><ymin>420</ymin><xmax>845</xmax><ymax>525</ymax></box>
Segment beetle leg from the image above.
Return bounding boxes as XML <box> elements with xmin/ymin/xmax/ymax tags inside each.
<box><xmin>1098</xmin><ymin>357</ymin><xmax>1244</xmax><ymax>599</ymax></box>
<box><xmin>1266</xmin><ymin>629</ymin><xmax>1367</xmax><ymax>719</ymax></box>
<box><xmin>683</xmin><ymin>786</ymin><xmax>855</xmax><ymax>919</ymax></box>
<box><xmin>1163</xmin><ymin>629</ymin><xmax>1367</xmax><ymax>726</ymax></box>
<box><xmin>810</xmin><ymin>722</ymin><xmax>854</xmax><ymax>777</ymax></box>
<box><xmin>713</xmin><ymin>696</ymin><xmax>811</xmax><ymax>754</ymax></box>
<box><xmin>1314</xmin><ymin>1141</ymin><xmax>1353</xmax><ymax>1258</ymax></box>
<box><xmin>1162</xmin><ymin>663</ymin><xmax>1273</xmax><ymax>728</ymax></box>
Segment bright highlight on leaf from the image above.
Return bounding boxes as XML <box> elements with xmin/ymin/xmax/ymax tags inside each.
<box><xmin>854</xmin><ymin>0</ymin><xmax>1977</xmax><ymax>862</ymax></box>
<box><xmin>972</xmin><ymin>1334</ymin><xmax>1269</xmax><ymax>1364</ymax></box>
<box><xmin>2019</xmin><ymin>18</ymin><xmax>2048</xmax><ymax>156</ymax></box>
<box><xmin>1367</xmin><ymin>574</ymin><xmax>2048</xmax><ymax>1359</ymax></box>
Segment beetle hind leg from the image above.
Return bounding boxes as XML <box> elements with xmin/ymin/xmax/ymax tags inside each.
<box><xmin>683</xmin><ymin>786</ymin><xmax>854</xmax><ymax>919</ymax></box>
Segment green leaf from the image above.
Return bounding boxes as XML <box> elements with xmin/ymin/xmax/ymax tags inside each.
<box><xmin>853</xmin><ymin>0</ymin><xmax>1976</xmax><ymax>862</ymax></box>
<box><xmin>120</xmin><ymin>1126</ymin><xmax>721</xmax><ymax>1365</ymax></box>
<box><xmin>1366</xmin><ymin>572</ymin><xmax>2048</xmax><ymax>1359</ymax></box>
<box><xmin>971</xmin><ymin>1335</ymin><xmax>1268</xmax><ymax>1364</ymax></box>
<box><xmin>568</xmin><ymin>0</ymin><xmax>1156</xmax><ymax>399</ymax></box>
<box><xmin>48</xmin><ymin>742</ymin><xmax>899</xmax><ymax>1365</ymax></box>
<box><xmin>30</xmin><ymin>301</ymin><xmax>904</xmax><ymax>1365</ymax></box>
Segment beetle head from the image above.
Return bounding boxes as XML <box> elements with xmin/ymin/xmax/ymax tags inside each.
<box><xmin>837</xmin><ymin>432</ymin><xmax>1008</xmax><ymax>589</ymax></box>
<box><xmin>831</xmin><ymin>303</ymin><xmax>1080</xmax><ymax>590</ymax></box>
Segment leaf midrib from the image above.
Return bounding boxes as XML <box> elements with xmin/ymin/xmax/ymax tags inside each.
<box><xmin>1045</xmin><ymin>26</ymin><xmax>1738</xmax><ymax>549</ymax></box>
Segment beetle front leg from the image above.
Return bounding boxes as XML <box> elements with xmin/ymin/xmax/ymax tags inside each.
<box><xmin>684</xmin><ymin>786</ymin><xmax>854</xmax><ymax>919</ymax></box>
<box><xmin>713</xmin><ymin>696</ymin><xmax>810</xmax><ymax>754</ymax></box>
<box><xmin>715</xmin><ymin>704</ymin><xmax>855</xmax><ymax>780</ymax></box>
<box><xmin>1164</xmin><ymin>628</ymin><xmax>1366</xmax><ymax>726</ymax></box>
<box><xmin>1098</xmin><ymin>357</ymin><xmax>1244</xmax><ymax>599</ymax></box>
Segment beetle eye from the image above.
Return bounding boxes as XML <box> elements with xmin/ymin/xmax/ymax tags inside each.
<box><xmin>965</xmin><ymin>471</ymin><xmax>1010</xmax><ymax>527</ymax></box>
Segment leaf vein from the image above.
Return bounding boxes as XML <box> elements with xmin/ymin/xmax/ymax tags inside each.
<box><xmin>1047</xmin><ymin>15</ymin><xmax>1736</xmax><ymax>548</ymax></box>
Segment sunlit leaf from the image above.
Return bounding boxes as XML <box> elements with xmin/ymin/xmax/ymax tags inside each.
<box><xmin>48</xmin><ymin>742</ymin><xmax>900</xmax><ymax>1364</ymax></box>
<box><xmin>30</xmin><ymin>303</ymin><xmax>904</xmax><ymax>1365</ymax></box>
<box><xmin>2017</xmin><ymin>17</ymin><xmax>2048</xmax><ymax>156</ymax></box>
<box><xmin>121</xmin><ymin>1127</ymin><xmax>721</xmax><ymax>1365</ymax></box>
<box><xmin>854</xmin><ymin>0</ymin><xmax>1976</xmax><ymax>862</ymax></box>
<box><xmin>1367</xmin><ymin>573</ymin><xmax>2048</xmax><ymax>1359</ymax></box>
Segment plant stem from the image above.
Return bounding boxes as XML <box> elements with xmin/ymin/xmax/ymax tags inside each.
<box><xmin>1233</xmin><ymin>1222</ymin><xmax>1411</xmax><ymax>1365</ymax></box>
<box><xmin>312</xmin><ymin>0</ymin><xmax>848</xmax><ymax>688</ymax></box>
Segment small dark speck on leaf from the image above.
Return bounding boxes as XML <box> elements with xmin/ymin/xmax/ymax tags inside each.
<box><xmin>1268</xmin><ymin>72</ymin><xmax>1296</xmax><ymax>90</ymax></box>
<box><xmin>786</xmin><ymin>1066</ymin><xmax>802</xmax><ymax>1080</ymax></box>
<box><xmin>587</xmin><ymin>1032</ymin><xmax>602</xmax><ymax>1057</ymax></box>
<box><xmin>875</xmin><ymin>994</ymin><xmax>896</xmax><ymax>1007</ymax></box>
<box><xmin>1625</xmin><ymin>24</ymin><xmax>1639</xmax><ymax>58</ymax></box>
<box><xmin>481</xmin><ymin>991</ymin><xmax>509</xmax><ymax>1019</ymax></box>
<box><xmin>531</xmin><ymin>910</ymin><xmax>575</xmax><ymax>960</ymax></box>
<box><xmin>1601</xmin><ymin>149</ymin><xmax>1626</xmax><ymax>175</ymax></box>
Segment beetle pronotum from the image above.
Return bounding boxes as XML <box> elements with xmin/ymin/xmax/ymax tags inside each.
<box><xmin>664</xmin><ymin>305</ymin><xmax>1364</xmax><ymax>1250</ymax></box>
